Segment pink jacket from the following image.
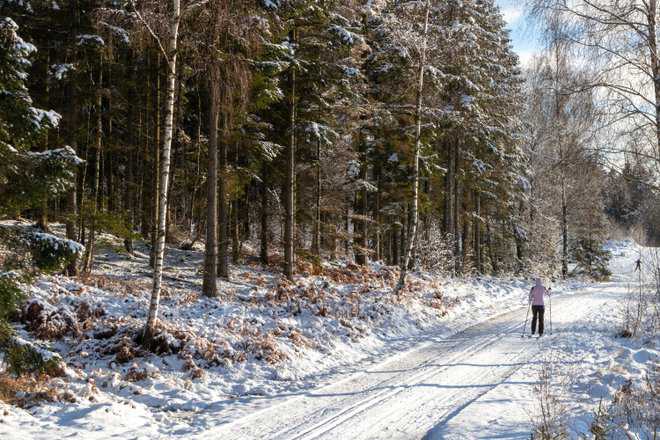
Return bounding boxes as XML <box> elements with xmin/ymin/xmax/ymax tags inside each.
<box><xmin>529</xmin><ymin>279</ymin><xmax>549</xmax><ymax>306</ymax></box>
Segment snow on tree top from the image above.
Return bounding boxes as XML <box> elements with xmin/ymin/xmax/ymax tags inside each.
<box><xmin>99</xmin><ymin>21</ymin><xmax>130</xmax><ymax>44</ymax></box>
<box><xmin>50</xmin><ymin>63</ymin><xmax>75</xmax><ymax>81</ymax></box>
<box><xmin>77</xmin><ymin>34</ymin><xmax>105</xmax><ymax>47</ymax></box>
<box><xmin>329</xmin><ymin>25</ymin><xmax>363</xmax><ymax>46</ymax></box>
<box><xmin>26</xmin><ymin>145</ymin><xmax>84</xmax><ymax>165</ymax></box>
<box><xmin>260</xmin><ymin>0</ymin><xmax>280</xmax><ymax>10</ymax></box>
<box><xmin>29</xmin><ymin>108</ymin><xmax>61</xmax><ymax>129</ymax></box>
<box><xmin>29</xmin><ymin>231</ymin><xmax>85</xmax><ymax>255</ymax></box>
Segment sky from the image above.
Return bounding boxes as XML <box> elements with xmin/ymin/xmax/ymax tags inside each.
<box><xmin>495</xmin><ymin>0</ymin><xmax>541</xmax><ymax>67</ymax></box>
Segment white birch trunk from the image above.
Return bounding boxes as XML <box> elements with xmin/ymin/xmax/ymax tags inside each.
<box><xmin>395</xmin><ymin>0</ymin><xmax>430</xmax><ymax>295</ymax></box>
<box><xmin>144</xmin><ymin>0</ymin><xmax>180</xmax><ymax>342</ymax></box>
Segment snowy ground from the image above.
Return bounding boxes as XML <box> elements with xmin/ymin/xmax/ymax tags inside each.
<box><xmin>0</xmin><ymin>234</ymin><xmax>657</xmax><ymax>439</ymax></box>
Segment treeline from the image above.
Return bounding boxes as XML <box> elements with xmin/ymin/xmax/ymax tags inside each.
<box><xmin>1</xmin><ymin>0</ymin><xmax>627</xmax><ymax>305</ymax></box>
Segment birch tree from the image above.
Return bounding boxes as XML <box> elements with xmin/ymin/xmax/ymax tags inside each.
<box><xmin>134</xmin><ymin>0</ymin><xmax>181</xmax><ymax>343</ymax></box>
<box><xmin>529</xmin><ymin>0</ymin><xmax>660</xmax><ymax>176</ymax></box>
<box><xmin>394</xmin><ymin>0</ymin><xmax>431</xmax><ymax>294</ymax></box>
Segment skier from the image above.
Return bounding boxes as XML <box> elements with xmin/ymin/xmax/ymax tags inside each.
<box><xmin>529</xmin><ymin>278</ymin><xmax>550</xmax><ymax>337</ymax></box>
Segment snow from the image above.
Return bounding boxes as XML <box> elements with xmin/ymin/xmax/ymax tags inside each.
<box><xmin>472</xmin><ymin>158</ymin><xmax>488</xmax><ymax>174</ymax></box>
<box><xmin>341</xmin><ymin>66</ymin><xmax>360</xmax><ymax>77</ymax></box>
<box><xmin>29</xmin><ymin>108</ymin><xmax>61</xmax><ymax>129</ymax></box>
<box><xmin>26</xmin><ymin>145</ymin><xmax>84</xmax><ymax>165</ymax></box>
<box><xmin>76</xmin><ymin>34</ymin><xmax>105</xmax><ymax>47</ymax></box>
<box><xmin>29</xmin><ymin>232</ymin><xmax>84</xmax><ymax>255</ymax></box>
<box><xmin>516</xmin><ymin>175</ymin><xmax>531</xmax><ymax>192</ymax></box>
<box><xmin>99</xmin><ymin>21</ymin><xmax>130</xmax><ymax>44</ymax></box>
<box><xmin>1</xmin><ymin>17</ymin><xmax>36</xmax><ymax>58</ymax></box>
<box><xmin>50</xmin><ymin>63</ymin><xmax>75</xmax><ymax>80</ymax></box>
<box><xmin>329</xmin><ymin>25</ymin><xmax>362</xmax><ymax>46</ymax></box>
<box><xmin>260</xmin><ymin>0</ymin><xmax>280</xmax><ymax>10</ymax></box>
<box><xmin>0</xmin><ymin>236</ymin><xmax>656</xmax><ymax>439</ymax></box>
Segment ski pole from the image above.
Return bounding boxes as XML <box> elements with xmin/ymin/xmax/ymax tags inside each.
<box><xmin>521</xmin><ymin>298</ymin><xmax>531</xmax><ymax>338</ymax></box>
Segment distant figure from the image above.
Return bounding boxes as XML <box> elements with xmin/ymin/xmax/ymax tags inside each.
<box><xmin>529</xmin><ymin>278</ymin><xmax>550</xmax><ymax>336</ymax></box>
<box><xmin>634</xmin><ymin>258</ymin><xmax>641</xmax><ymax>272</ymax></box>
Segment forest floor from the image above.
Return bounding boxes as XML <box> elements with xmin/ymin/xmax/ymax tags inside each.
<box><xmin>0</xmin><ymin>228</ymin><xmax>657</xmax><ymax>439</ymax></box>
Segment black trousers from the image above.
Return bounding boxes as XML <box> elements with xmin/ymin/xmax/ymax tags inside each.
<box><xmin>531</xmin><ymin>305</ymin><xmax>545</xmax><ymax>335</ymax></box>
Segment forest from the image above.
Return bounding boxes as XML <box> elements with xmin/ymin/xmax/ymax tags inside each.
<box><xmin>0</xmin><ymin>1</ymin><xmax>659</xmax><ymax>437</ymax></box>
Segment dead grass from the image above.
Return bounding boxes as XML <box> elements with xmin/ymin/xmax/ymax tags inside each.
<box><xmin>591</xmin><ymin>374</ymin><xmax>660</xmax><ymax>439</ymax></box>
<box><xmin>0</xmin><ymin>373</ymin><xmax>58</xmax><ymax>407</ymax></box>
<box><xmin>76</xmin><ymin>273</ymin><xmax>153</xmax><ymax>297</ymax></box>
<box><xmin>124</xmin><ymin>364</ymin><xmax>158</xmax><ymax>382</ymax></box>
<box><xmin>251</xmin><ymin>333</ymin><xmax>288</xmax><ymax>364</ymax></box>
<box><xmin>427</xmin><ymin>291</ymin><xmax>461</xmax><ymax>316</ymax></box>
<box><xmin>530</xmin><ymin>354</ymin><xmax>569</xmax><ymax>440</ymax></box>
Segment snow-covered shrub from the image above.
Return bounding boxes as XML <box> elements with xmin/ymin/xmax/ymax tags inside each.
<box><xmin>0</xmin><ymin>224</ymin><xmax>84</xmax><ymax>274</ymax></box>
<box><xmin>0</xmin><ymin>273</ymin><xmax>23</xmax><ymax>322</ymax></box>
<box><xmin>0</xmin><ymin>330</ymin><xmax>65</xmax><ymax>377</ymax></box>
<box><xmin>590</xmin><ymin>377</ymin><xmax>659</xmax><ymax>440</ymax></box>
<box><xmin>21</xmin><ymin>298</ymin><xmax>102</xmax><ymax>341</ymax></box>
<box><xmin>416</xmin><ymin>223</ymin><xmax>455</xmax><ymax>274</ymax></box>
<box><xmin>571</xmin><ymin>238</ymin><xmax>612</xmax><ymax>281</ymax></box>
<box><xmin>26</xmin><ymin>231</ymin><xmax>84</xmax><ymax>273</ymax></box>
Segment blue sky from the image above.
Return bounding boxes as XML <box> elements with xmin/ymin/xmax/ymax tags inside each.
<box><xmin>495</xmin><ymin>0</ymin><xmax>541</xmax><ymax>66</ymax></box>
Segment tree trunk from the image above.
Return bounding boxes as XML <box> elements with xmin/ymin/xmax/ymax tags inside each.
<box><xmin>202</xmin><ymin>81</ymin><xmax>219</xmax><ymax>298</ymax></box>
<box><xmin>150</xmin><ymin>54</ymin><xmax>161</xmax><ymax>268</ymax></box>
<box><xmin>355</xmin><ymin>145</ymin><xmax>368</xmax><ymax>266</ymax></box>
<box><xmin>260</xmin><ymin>176</ymin><xmax>269</xmax><ymax>265</ymax></box>
<box><xmin>561</xmin><ymin>178</ymin><xmax>568</xmax><ymax>278</ymax></box>
<box><xmin>144</xmin><ymin>0</ymin><xmax>180</xmax><ymax>344</ymax></box>
<box><xmin>284</xmin><ymin>29</ymin><xmax>297</xmax><ymax>281</ymax></box>
<box><xmin>452</xmin><ymin>144</ymin><xmax>461</xmax><ymax>275</ymax></box>
<box><xmin>443</xmin><ymin>141</ymin><xmax>454</xmax><ymax>236</ymax></box>
<box><xmin>312</xmin><ymin>138</ymin><xmax>321</xmax><ymax>256</ymax></box>
<box><xmin>218</xmin><ymin>112</ymin><xmax>229</xmax><ymax>279</ymax></box>
<box><xmin>36</xmin><ymin>51</ymin><xmax>51</xmax><ymax>233</ymax></box>
<box><xmin>395</xmin><ymin>0</ymin><xmax>429</xmax><ymax>294</ymax></box>
<box><xmin>345</xmin><ymin>201</ymin><xmax>353</xmax><ymax>260</ymax></box>
<box><xmin>139</xmin><ymin>84</ymin><xmax>149</xmax><ymax>237</ymax></box>
<box><xmin>474</xmin><ymin>191</ymin><xmax>482</xmax><ymax>273</ymax></box>
<box><xmin>83</xmin><ymin>75</ymin><xmax>103</xmax><ymax>274</ymax></box>
<box><xmin>461</xmin><ymin>213</ymin><xmax>470</xmax><ymax>274</ymax></box>
<box><xmin>554</xmin><ymin>42</ymin><xmax>569</xmax><ymax>279</ymax></box>
<box><xmin>392</xmin><ymin>220</ymin><xmax>400</xmax><ymax>266</ymax></box>
<box><xmin>231</xmin><ymin>200</ymin><xmax>240</xmax><ymax>264</ymax></box>
<box><xmin>486</xmin><ymin>220</ymin><xmax>498</xmax><ymax>275</ymax></box>
<box><xmin>65</xmin><ymin>89</ymin><xmax>78</xmax><ymax>242</ymax></box>
<box><xmin>648</xmin><ymin>0</ymin><xmax>660</xmax><ymax>161</ymax></box>
<box><xmin>375</xmin><ymin>165</ymin><xmax>382</xmax><ymax>261</ymax></box>
<box><xmin>65</xmin><ymin>79</ymin><xmax>79</xmax><ymax>276</ymax></box>
<box><xmin>123</xmin><ymin>54</ymin><xmax>137</xmax><ymax>256</ymax></box>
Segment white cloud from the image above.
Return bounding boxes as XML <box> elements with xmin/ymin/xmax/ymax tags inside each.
<box><xmin>501</xmin><ymin>5</ymin><xmax>523</xmax><ymax>25</ymax></box>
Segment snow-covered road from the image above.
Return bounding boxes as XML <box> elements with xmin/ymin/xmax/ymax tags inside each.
<box><xmin>198</xmin><ymin>285</ymin><xmax>620</xmax><ymax>440</ymax></box>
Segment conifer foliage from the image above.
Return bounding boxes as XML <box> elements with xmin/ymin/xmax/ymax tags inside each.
<box><xmin>0</xmin><ymin>0</ymin><xmax>624</xmax><ymax>342</ymax></box>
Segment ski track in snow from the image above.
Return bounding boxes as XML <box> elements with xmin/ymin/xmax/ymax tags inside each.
<box><xmin>195</xmin><ymin>286</ymin><xmax>619</xmax><ymax>440</ymax></box>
